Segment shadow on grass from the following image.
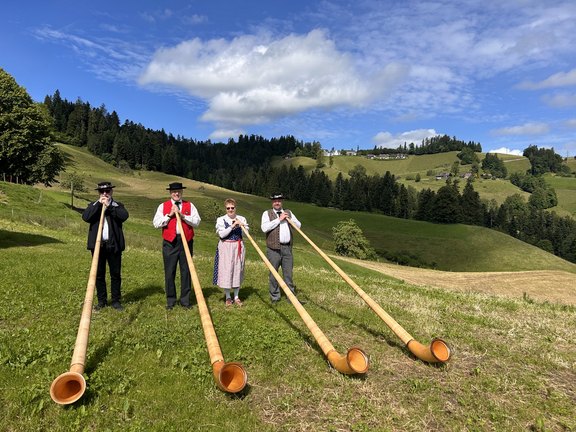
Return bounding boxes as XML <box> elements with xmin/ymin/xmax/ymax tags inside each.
<box><xmin>0</xmin><ymin>230</ymin><xmax>63</xmax><ymax>249</ymax></box>
<box><xmin>305</xmin><ymin>295</ymin><xmax>401</xmax><ymax>348</ymax></box>
<box><xmin>123</xmin><ymin>284</ymin><xmax>164</xmax><ymax>303</ymax></box>
<box><xmin>252</xmin><ymin>290</ymin><xmax>320</xmax><ymax>353</ymax></box>
<box><xmin>201</xmin><ymin>285</ymin><xmax>224</xmax><ymax>301</ymax></box>
<box><xmin>63</xmin><ymin>204</ymin><xmax>85</xmax><ymax>214</ymax></box>
<box><xmin>79</xmin><ymin>305</ymin><xmax>143</xmax><ymax>404</ymax></box>
<box><xmin>305</xmin><ymin>294</ymin><xmax>448</xmax><ymax>366</ymax></box>
<box><xmin>198</xmin><ymin>285</ymin><xmax>259</xmax><ymax>303</ymax></box>
<box><xmin>251</xmin><ymin>290</ymin><xmax>367</xmax><ymax>379</ymax></box>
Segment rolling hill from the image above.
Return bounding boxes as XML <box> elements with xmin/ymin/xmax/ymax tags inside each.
<box><xmin>1</xmin><ymin>144</ymin><xmax>575</xmax><ymax>431</ymax></box>
<box><xmin>55</xmin><ymin>144</ymin><xmax>576</xmax><ymax>273</ymax></box>
<box><xmin>274</xmin><ymin>151</ymin><xmax>576</xmax><ymax>216</ymax></box>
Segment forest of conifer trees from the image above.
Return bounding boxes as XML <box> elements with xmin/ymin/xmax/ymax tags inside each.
<box><xmin>39</xmin><ymin>90</ymin><xmax>576</xmax><ymax>263</ymax></box>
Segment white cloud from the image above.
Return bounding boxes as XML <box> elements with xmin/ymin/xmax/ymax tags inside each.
<box><xmin>182</xmin><ymin>14</ymin><xmax>207</xmax><ymax>25</ymax></box>
<box><xmin>487</xmin><ymin>147</ymin><xmax>524</xmax><ymax>156</ymax></box>
<box><xmin>373</xmin><ymin>128</ymin><xmax>439</xmax><ymax>149</ymax></box>
<box><xmin>542</xmin><ymin>92</ymin><xmax>576</xmax><ymax>108</ymax></box>
<box><xmin>34</xmin><ymin>26</ymin><xmax>149</xmax><ymax>83</ymax></box>
<box><xmin>565</xmin><ymin>118</ymin><xmax>576</xmax><ymax>128</ymax></box>
<box><xmin>139</xmin><ymin>30</ymin><xmax>408</xmax><ymax>128</ymax></box>
<box><xmin>139</xmin><ymin>8</ymin><xmax>174</xmax><ymax>23</ymax></box>
<box><xmin>518</xmin><ymin>68</ymin><xmax>576</xmax><ymax>89</ymax></box>
<box><xmin>28</xmin><ymin>1</ymin><xmax>576</xmax><ymax>147</ymax></box>
<box><xmin>491</xmin><ymin>122</ymin><xmax>550</xmax><ymax>136</ymax></box>
<box><xmin>209</xmin><ymin>128</ymin><xmax>245</xmax><ymax>141</ymax></box>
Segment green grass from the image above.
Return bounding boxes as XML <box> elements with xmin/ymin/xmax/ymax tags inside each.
<box><xmin>1</xmin><ymin>148</ymin><xmax>576</xmax><ymax>431</ymax></box>
<box><xmin>544</xmin><ymin>174</ymin><xmax>576</xmax><ymax>217</ymax></box>
<box><xmin>1</xmin><ymin>211</ymin><xmax>575</xmax><ymax>431</ymax></box>
<box><xmin>398</xmin><ymin>176</ymin><xmax>530</xmax><ymax>206</ymax></box>
<box><xmin>276</xmin><ymin>151</ymin><xmax>576</xmax><ymax>217</ymax></box>
<box><xmin>284</xmin><ymin>202</ymin><xmax>575</xmax><ymax>272</ymax></box>
<box><xmin>275</xmin><ymin>152</ymin><xmax>462</xmax><ymax>181</ymax></box>
<box><xmin>51</xmin><ymin>144</ymin><xmax>576</xmax><ymax>272</ymax></box>
<box><xmin>276</xmin><ymin>152</ymin><xmax>533</xmax><ymax>180</ymax></box>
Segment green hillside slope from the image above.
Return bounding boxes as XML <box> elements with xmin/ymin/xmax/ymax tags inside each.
<box><xmin>45</xmin><ymin>144</ymin><xmax>576</xmax><ymax>274</ymax></box>
<box><xmin>275</xmin><ymin>151</ymin><xmax>575</xmax><ymax>214</ymax></box>
<box><xmin>1</xmin><ymin>146</ymin><xmax>575</xmax><ymax>431</ymax></box>
<box><xmin>275</xmin><ymin>151</ymin><xmax>531</xmax><ymax>179</ymax></box>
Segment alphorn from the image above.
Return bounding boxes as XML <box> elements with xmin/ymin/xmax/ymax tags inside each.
<box><xmin>50</xmin><ymin>203</ymin><xmax>106</xmax><ymax>404</ymax></box>
<box><xmin>286</xmin><ymin>219</ymin><xmax>451</xmax><ymax>364</ymax></box>
<box><xmin>175</xmin><ymin>212</ymin><xmax>247</xmax><ymax>393</ymax></box>
<box><xmin>241</xmin><ymin>226</ymin><xmax>369</xmax><ymax>374</ymax></box>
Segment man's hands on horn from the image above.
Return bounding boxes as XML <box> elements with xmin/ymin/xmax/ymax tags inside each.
<box><xmin>98</xmin><ymin>196</ymin><xmax>111</xmax><ymax>207</ymax></box>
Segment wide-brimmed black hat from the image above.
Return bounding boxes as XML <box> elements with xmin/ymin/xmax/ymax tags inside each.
<box><xmin>95</xmin><ymin>181</ymin><xmax>115</xmax><ymax>191</ymax></box>
<box><xmin>166</xmin><ymin>182</ymin><xmax>187</xmax><ymax>191</ymax></box>
<box><xmin>269</xmin><ymin>193</ymin><xmax>285</xmax><ymax>200</ymax></box>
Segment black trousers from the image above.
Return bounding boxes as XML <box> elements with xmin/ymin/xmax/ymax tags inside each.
<box><xmin>162</xmin><ymin>236</ymin><xmax>193</xmax><ymax>307</ymax></box>
<box><xmin>91</xmin><ymin>245</ymin><xmax>122</xmax><ymax>305</ymax></box>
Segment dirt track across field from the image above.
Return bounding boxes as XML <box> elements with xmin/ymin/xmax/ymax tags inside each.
<box><xmin>336</xmin><ymin>257</ymin><xmax>576</xmax><ymax>306</ymax></box>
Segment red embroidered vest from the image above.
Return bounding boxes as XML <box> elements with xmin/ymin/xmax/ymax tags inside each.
<box><xmin>162</xmin><ymin>200</ymin><xmax>194</xmax><ymax>242</ymax></box>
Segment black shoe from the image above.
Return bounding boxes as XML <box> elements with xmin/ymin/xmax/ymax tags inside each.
<box><xmin>166</xmin><ymin>305</ymin><xmax>174</xmax><ymax>310</ymax></box>
<box><xmin>181</xmin><ymin>304</ymin><xmax>192</xmax><ymax>309</ymax></box>
<box><xmin>271</xmin><ymin>299</ymin><xmax>280</xmax><ymax>305</ymax></box>
<box><xmin>286</xmin><ymin>297</ymin><xmax>306</xmax><ymax>305</ymax></box>
<box><xmin>95</xmin><ymin>302</ymin><xmax>107</xmax><ymax>311</ymax></box>
<box><xmin>111</xmin><ymin>302</ymin><xmax>124</xmax><ymax>311</ymax></box>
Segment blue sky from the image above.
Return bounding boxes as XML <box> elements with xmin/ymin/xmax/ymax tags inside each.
<box><xmin>3</xmin><ymin>0</ymin><xmax>576</xmax><ymax>156</ymax></box>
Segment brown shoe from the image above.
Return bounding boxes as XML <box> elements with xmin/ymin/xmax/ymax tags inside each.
<box><xmin>225</xmin><ymin>299</ymin><xmax>233</xmax><ymax>307</ymax></box>
<box><xmin>234</xmin><ymin>298</ymin><xmax>243</xmax><ymax>307</ymax></box>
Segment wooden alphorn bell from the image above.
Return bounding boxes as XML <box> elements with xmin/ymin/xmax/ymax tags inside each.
<box><xmin>286</xmin><ymin>219</ymin><xmax>451</xmax><ymax>363</ymax></box>
<box><xmin>50</xmin><ymin>203</ymin><xmax>106</xmax><ymax>404</ymax></box>
<box><xmin>175</xmin><ymin>212</ymin><xmax>247</xmax><ymax>393</ymax></box>
<box><xmin>241</xmin><ymin>225</ymin><xmax>369</xmax><ymax>374</ymax></box>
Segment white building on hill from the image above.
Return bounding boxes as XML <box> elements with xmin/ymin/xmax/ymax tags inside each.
<box><xmin>322</xmin><ymin>149</ymin><xmax>341</xmax><ymax>157</ymax></box>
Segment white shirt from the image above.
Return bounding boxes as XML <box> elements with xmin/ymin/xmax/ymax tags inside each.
<box><xmin>92</xmin><ymin>199</ymin><xmax>119</xmax><ymax>241</ymax></box>
<box><xmin>215</xmin><ymin>215</ymin><xmax>249</xmax><ymax>239</ymax></box>
<box><xmin>153</xmin><ymin>199</ymin><xmax>201</xmax><ymax>233</ymax></box>
<box><xmin>260</xmin><ymin>208</ymin><xmax>301</xmax><ymax>244</ymax></box>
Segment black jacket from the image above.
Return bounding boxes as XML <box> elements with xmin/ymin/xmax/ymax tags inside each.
<box><xmin>82</xmin><ymin>200</ymin><xmax>129</xmax><ymax>253</ymax></box>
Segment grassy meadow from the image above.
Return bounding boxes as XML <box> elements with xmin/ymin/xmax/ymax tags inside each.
<box><xmin>274</xmin><ymin>151</ymin><xmax>576</xmax><ymax>217</ymax></box>
<box><xmin>1</xmin><ymin>146</ymin><xmax>576</xmax><ymax>431</ymax></box>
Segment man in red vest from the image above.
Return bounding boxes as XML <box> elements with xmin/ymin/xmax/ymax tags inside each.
<box><xmin>153</xmin><ymin>182</ymin><xmax>201</xmax><ymax>309</ymax></box>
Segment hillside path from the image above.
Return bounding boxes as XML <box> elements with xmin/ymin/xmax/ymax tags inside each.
<box><xmin>334</xmin><ymin>256</ymin><xmax>576</xmax><ymax>305</ymax></box>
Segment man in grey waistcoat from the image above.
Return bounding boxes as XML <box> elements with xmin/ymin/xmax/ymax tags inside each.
<box><xmin>260</xmin><ymin>193</ymin><xmax>302</xmax><ymax>303</ymax></box>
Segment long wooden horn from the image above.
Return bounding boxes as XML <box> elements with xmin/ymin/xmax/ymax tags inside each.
<box><xmin>50</xmin><ymin>204</ymin><xmax>106</xmax><ymax>404</ymax></box>
<box><xmin>286</xmin><ymin>219</ymin><xmax>451</xmax><ymax>364</ymax></box>
<box><xmin>176</xmin><ymin>212</ymin><xmax>247</xmax><ymax>393</ymax></box>
<box><xmin>241</xmin><ymin>226</ymin><xmax>369</xmax><ymax>374</ymax></box>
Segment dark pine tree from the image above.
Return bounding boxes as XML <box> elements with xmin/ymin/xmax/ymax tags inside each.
<box><xmin>460</xmin><ymin>180</ymin><xmax>484</xmax><ymax>225</ymax></box>
<box><xmin>430</xmin><ymin>180</ymin><xmax>463</xmax><ymax>223</ymax></box>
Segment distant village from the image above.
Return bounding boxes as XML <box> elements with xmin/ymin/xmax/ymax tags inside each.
<box><xmin>321</xmin><ymin>148</ymin><xmax>482</xmax><ymax>181</ymax></box>
<box><xmin>322</xmin><ymin>149</ymin><xmax>407</xmax><ymax>159</ymax></box>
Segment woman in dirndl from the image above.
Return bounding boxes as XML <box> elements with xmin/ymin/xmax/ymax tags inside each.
<box><xmin>213</xmin><ymin>198</ymin><xmax>248</xmax><ymax>306</ymax></box>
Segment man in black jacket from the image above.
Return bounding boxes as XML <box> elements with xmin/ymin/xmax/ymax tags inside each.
<box><xmin>82</xmin><ymin>181</ymin><xmax>129</xmax><ymax>311</ymax></box>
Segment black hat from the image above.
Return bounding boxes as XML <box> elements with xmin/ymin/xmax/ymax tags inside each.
<box><xmin>95</xmin><ymin>181</ymin><xmax>115</xmax><ymax>191</ymax></box>
<box><xmin>167</xmin><ymin>182</ymin><xmax>186</xmax><ymax>191</ymax></box>
<box><xmin>269</xmin><ymin>193</ymin><xmax>284</xmax><ymax>200</ymax></box>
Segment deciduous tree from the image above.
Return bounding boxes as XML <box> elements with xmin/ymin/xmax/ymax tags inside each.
<box><xmin>332</xmin><ymin>219</ymin><xmax>376</xmax><ymax>260</ymax></box>
<box><xmin>0</xmin><ymin>68</ymin><xmax>63</xmax><ymax>185</ymax></box>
